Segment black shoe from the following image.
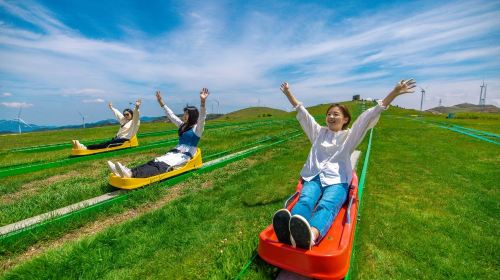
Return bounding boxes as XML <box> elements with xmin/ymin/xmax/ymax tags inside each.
<box><xmin>272</xmin><ymin>209</ymin><xmax>292</xmax><ymax>245</ymax></box>
<box><xmin>289</xmin><ymin>215</ymin><xmax>314</xmax><ymax>250</ymax></box>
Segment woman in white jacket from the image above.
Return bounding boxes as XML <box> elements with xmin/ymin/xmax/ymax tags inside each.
<box><xmin>273</xmin><ymin>79</ymin><xmax>416</xmax><ymax>250</ymax></box>
<box><xmin>72</xmin><ymin>100</ymin><xmax>141</xmax><ymax>150</ymax></box>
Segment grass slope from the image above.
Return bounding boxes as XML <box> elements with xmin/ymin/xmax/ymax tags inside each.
<box><xmin>350</xmin><ymin>114</ymin><xmax>499</xmax><ymax>280</ymax></box>
<box><xmin>1</xmin><ymin>101</ymin><xmax>498</xmax><ymax>279</ymax></box>
<box><xmin>1</xmin><ymin>137</ymin><xmax>310</xmax><ymax>280</ymax></box>
<box><xmin>218</xmin><ymin>107</ymin><xmax>289</xmax><ymax>121</ymax></box>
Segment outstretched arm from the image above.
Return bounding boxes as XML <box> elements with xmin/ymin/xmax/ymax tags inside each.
<box><xmin>155</xmin><ymin>91</ymin><xmax>166</xmax><ymax>107</ymax></box>
<box><xmin>109</xmin><ymin>102</ymin><xmax>125</xmax><ymax>124</ymax></box>
<box><xmin>280</xmin><ymin>82</ymin><xmax>300</xmax><ymax>108</ymax></box>
<box><xmin>195</xmin><ymin>88</ymin><xmax>209</xmax><ymax>137</ymax></box>
<box><xmin>345</xmin><ymin>79</ymin><xmax>417</xmax><ymax>152</ymax></box>
<box><xmin>131</xmin><ymin>99</ymin><xmax>141</xmax><ymax>126</ymax></box>
<box><xmin>200</xmin><ymin>87</ymin><xmax>208</xmax><ymax>108</ymax></box>
<box><xmin>281</xmin><ymin>82</ymin><xmax>321</xmax><ymax>143</ymax></box>
<box><xmin>156</xmin><ymin>90</ymin><xmax>183</xmax><ymax>127</ymax></box>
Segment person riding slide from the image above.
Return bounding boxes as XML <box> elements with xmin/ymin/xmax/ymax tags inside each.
<box><xmin>107</xmin><ymin>88</ymin><xmax>209</xmax><ymax>178</ymax></box>
<box><xmin>72</xmin><ymin>100</ymin><xmax>141</xmax><ymax>150</ymax></box>
<box><xmin>273</xmin><ymin>79</ymin><xmax>416</xmax><ymax>249</ymax></box>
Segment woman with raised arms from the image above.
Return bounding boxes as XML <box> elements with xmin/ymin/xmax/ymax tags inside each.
<box><xmin>107</xmin><ymin>88</ymin><xmax>209</xmax><ymax>178</ymax></box>
<box><xmin>273</xmin><ymin>79</ymin><xmax>416</xmax><ymax>249</ymax></box>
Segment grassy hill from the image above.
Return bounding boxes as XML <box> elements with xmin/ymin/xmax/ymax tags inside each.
<box><xmin>428</xmin><ymin>103</ymin><xmax>500</xmax><ymax>114</ymax></box>
<box><xmin>217</xmin><ymin>106</ymin><xmax>289</xmax><ymax>121</ymax></box>
<box><xmin>0</xmin><ymin>101</ymin><xmax>498</xmax><ymax>279</ymax></box>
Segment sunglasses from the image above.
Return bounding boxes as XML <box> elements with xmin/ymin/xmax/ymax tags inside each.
<box><xmin>124</xmin><ymin>113</ymin><xmax>131</xmax><ymax>116</ymax></box>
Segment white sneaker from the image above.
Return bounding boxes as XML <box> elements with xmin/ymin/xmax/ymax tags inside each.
<box><xmin>76</xmin><ymin>141</ymin><xmax>87</xmax><ymax>150</ymax></box>
<box><xmin>114</xmin><ymin>162</ymin><xmax>125</xmax><ymax>177</ymax></box>
<box><xmin>116</xmin><ymin>162</ymin><xmax>132</xmax><ymax>178</ymax></box>
<box><xmin>107</xmin><ymin>161</ymin><xmax>120</xmax><ymax>176</ymax></box>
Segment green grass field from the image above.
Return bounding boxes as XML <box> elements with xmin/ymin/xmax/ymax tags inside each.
<box><xmin>0</xmin><ymin>103</ymin><xmax>498</xmax><ymax>279</ymax></box>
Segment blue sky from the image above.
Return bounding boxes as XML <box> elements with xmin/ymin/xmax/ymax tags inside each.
<box><xmin>0</xmin><ymin>0</ymin><xmax>499</xmax><ymax>125</ymax></box>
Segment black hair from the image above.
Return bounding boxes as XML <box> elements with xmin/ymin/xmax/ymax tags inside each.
<box><xmin>120</xmin><ymin>109</ymin><xmax>134</xmax><ymax>127</ymax></box>
<box><xmin>178</xmin><ymin>106</ymin><xmax>199</xmax><ymax>136</ymax></box>
<box><xmin>123</xmin><ymin>109</ymin><xmax>133</xmax><ymax>117</ymax></box>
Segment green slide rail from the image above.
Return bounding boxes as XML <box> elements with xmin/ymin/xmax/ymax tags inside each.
<box><xmin>344</xmin><ymin>128</ymin><xmax>374</xmax><ymax>280</ymax></box>
<box><xmin>5</xmin><ymin>119</ymin><xmax>287</xmax><ymax>153</ymax></box>
<box><xmin>0</xmin><ymin>130</ymin><xmax>302</xmax><ymax>245</ymax></box>
<box><xmin>0</xmin><ymin>120</ymin><xmax>294</xmax><ymax>178</ymax></box>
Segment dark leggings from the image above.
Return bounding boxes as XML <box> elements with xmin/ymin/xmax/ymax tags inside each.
<box><xmin>131</xmin><ymin>160</ymin><xmax>171</xmax><ymax>178</ymax></box>
<box><xmin>87</xmin><ymin>137</ymin><xmax>128</xmax><ymax>150</ymax></box>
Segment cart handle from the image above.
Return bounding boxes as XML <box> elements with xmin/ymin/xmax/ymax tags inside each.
<box><xmin>284</xmin><ymin>191</ymin><xmax>300</xmax><ymax>209</ymax></box>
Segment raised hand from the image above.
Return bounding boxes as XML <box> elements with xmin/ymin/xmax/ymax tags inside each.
<box><xmin>200</xmin><ymin>88</ymin><xmax>209</xmax><ymax>101</ymax></box>
<box><xmin>135</xmin><ymin>99</ymin><xmax>142</xmax><ymax>109</ymax></box>
<box><xmin>108</xmin><ymin>102</ymin><xmax>113</xmax><ymax>109</ymax></box>
<box><xmin>393</xmin><ymin>79</ymin><xmax>416</xmax><ymax>95</ymax></box>
<box><xmin>156</xmin><ymin>90</ymin><xmax>165</xmax><ymax>107</ymax></box>
<box><xmin>280</xmin><ymin>82</ymin><xmax>290</xmax><ymax>95</ymax></box>
<box><xmin>382</xmin><ymin>79</ymin><xmax>417</xmax><ymax>107</ymax></box>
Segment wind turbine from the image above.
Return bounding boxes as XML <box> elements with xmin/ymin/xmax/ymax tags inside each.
<box><xmin>210</xmin><ymin>99</ymin><xmax>220</xmax><ymax>114</ymax></box>
<box><xmin>15</xmin><ymin>106</ymin><xmax>31</xmax><ymax>134</ymax></box>
<box><xmin>419</xmin><ymin>87</ymin><xmax>427</xmax><ymax>111</ymax></box>
<box><xmin>78</xmin><ymin>111</ymin><xmax>86</xmax><ymax>128</ymax></box>
<box><xmin>214</xmin><ymin>99</ymin><xmax>220</xmax><ymax>114</ymax></box>
<box><xmin>479</xmin><ymin>80</ymin><xmax>487</xmax><ymax>107</ymax></box>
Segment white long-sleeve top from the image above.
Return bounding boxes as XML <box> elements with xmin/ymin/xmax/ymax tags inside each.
<box><xmin>296</xmin><ymin>101</ymin><xmax>387</xmax><ymax>186</ymax></box>
<box><xmin>160</xmin><ymin>103</ymin><xmax>206</xmax><ymax>155</ymax></box>
<box><xmin>110</xmin><ymin>107</ymin><xmax>140</xmax><ymax>139</ymax></box>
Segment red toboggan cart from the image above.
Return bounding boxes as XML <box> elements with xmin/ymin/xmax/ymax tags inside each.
<box><xmin>258</xmin><ymin>171</ymin><xmax>359</xmax><ymax>280</ymax></box>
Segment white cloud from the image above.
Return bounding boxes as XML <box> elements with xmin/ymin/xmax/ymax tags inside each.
<box><xmin>2</xmin><ymin>92</ymin><xmax>12</xmax><ymax>97</ymax></box>
<box><xmin>76</xmin><ymin>88</ymin><xmax>106</xmax><ymax>95</ymax></box>
<box><xmin>82</xmin><ymin>98</ymin><xmax>105</xmax><ymax>103</ymax></box>
<box><xmin>61</xmin><ymin>88</ymin><xmax>108</xmax><ymax>97</ymax></box>
<box><xmin>0</xmin><ymin>0</ymin><xmax>70</xmax><ymax>34</ymax></box>
<box><xmin>1</xmin><ymin>102</ymin><xmax>34</xmax><ymax>108</ymax></box>
<box><xmin>0</xmin><ymin>0</ymin><xmax>498</xmax><ymax>125</ymax></box>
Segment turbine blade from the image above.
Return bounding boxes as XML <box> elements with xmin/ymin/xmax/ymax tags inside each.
<box><xmin>18</xmin><ymin>118</ymin><xmax>31</xmax><ymax>127</ymax></box>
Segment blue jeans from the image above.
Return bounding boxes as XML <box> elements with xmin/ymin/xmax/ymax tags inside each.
<box><xmin>291</xmin><ymin>175</ymin><xmax>349</xmax><ymax>240</ymax></box>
